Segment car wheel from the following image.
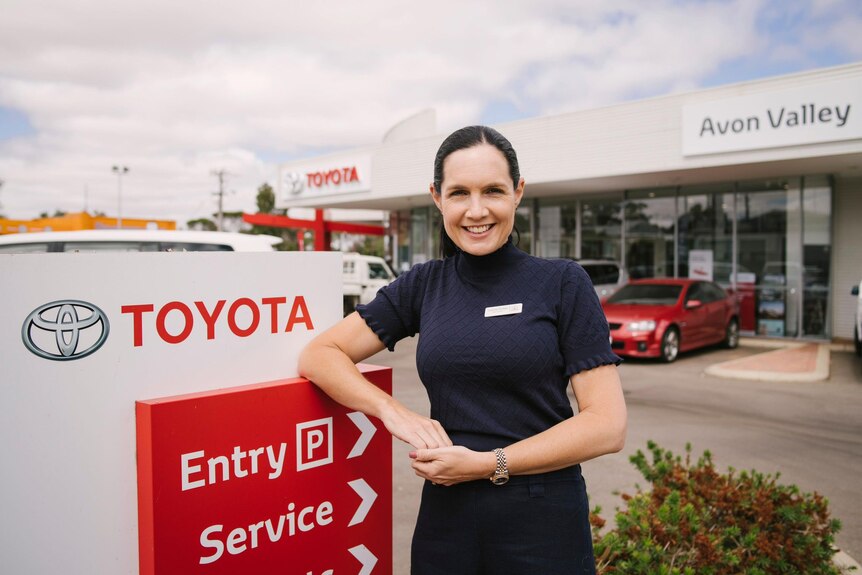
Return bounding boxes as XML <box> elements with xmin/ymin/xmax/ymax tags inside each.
<box><xmin>855</xmin><ymin>325</ymin><xmax>861</xmax><ymax>357</ymax></box>
<box><xmin>724</xmin><ymin>318</ymin><xmax>739</xmax><ymax>349</ymax></box>
<box><xmin>661</xmin><ymin>327</ymin><xmax>679</xmax><ymax>363</ymax></box>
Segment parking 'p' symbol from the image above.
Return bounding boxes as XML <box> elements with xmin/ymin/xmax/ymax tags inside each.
<box><xmin>296</xmin><ymin>418</ymin><xmax>333</xmax><ymax>471</ymax></box>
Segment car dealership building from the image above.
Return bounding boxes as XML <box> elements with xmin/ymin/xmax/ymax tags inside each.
<box><xmin>276</xmin><ymin>63</ymin><xmax>862</xmax><ymax>342</ymax></box>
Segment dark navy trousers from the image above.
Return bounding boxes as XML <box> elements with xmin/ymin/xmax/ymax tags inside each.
<box><xmin>410</xmin><ymin>466</ymin><xmax>596</xmax><ymax>575</ymax></box>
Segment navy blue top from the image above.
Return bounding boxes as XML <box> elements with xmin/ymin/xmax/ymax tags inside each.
<box><xmin>357</xmin><ymin>240</ymin><xmax>621</xmax><ymax>451</ymax></box>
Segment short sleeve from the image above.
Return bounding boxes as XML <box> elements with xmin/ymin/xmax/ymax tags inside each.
<box><xmin>558</xmin><ymin>262</ymin><xmax>622</xmax><ymax>377</ymax></box>
<box><xmin>356</xmin><ymin>263</ymin><xmax>427</xmax><ymax>351</ymax></box>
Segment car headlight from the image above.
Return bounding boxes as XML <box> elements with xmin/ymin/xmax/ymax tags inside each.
<box><xmin>628</xmin><ymin>320</ymin><xmax>656</xmax><ymax>332</ymax></box>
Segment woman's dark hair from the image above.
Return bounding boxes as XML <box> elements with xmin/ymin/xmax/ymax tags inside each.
<box><xmin>432</xmin><ymin>125</ymin><xmax>522</xmax><ymax>258</ymax></box>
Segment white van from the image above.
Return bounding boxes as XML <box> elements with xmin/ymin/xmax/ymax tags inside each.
<box><xmin>342</xmin><ymin>253</ymin><xmax>396</xmax><ymax>315</ymax></box>
<box><xmin>0</xmin><ymin>230</ymin><xmax>282</xmax><ymax>253</ymax></box>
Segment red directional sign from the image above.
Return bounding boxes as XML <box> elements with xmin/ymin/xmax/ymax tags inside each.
<box><xmin>136</xmin><ymin>365</ymin><xmax>392</xmax><ymax>575</ymax></box>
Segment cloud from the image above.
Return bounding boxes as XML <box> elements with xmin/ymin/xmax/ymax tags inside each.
<box><xmin>0</xmin><ymin>0</ymin><xmax>858</xmax><ymax>223</ymax></box>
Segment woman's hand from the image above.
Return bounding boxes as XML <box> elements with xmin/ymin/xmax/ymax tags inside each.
<box><xmin>299</xmin><ymin>313</ymin><xmax>451</xmax><ymax>450</ymax></box>
<box><xmin>409</xmin><ymin>446</ymin><xmax>496</xmax><ymax>486</ymax></box>
<box><xmin>378</xmin><ymin>399</ymin><xmax>452</xmax><ymax>450</ymax></box>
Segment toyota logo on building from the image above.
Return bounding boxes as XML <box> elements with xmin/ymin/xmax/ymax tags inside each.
<box><xmin>284</xmin><ymin>171</ymin><xmax>305</xmax><ymax>196</ymax></box>
<box><xmin>21</xmin><ymin>300</ymin><xmax>110</xmax><ymax>361</ymax></box>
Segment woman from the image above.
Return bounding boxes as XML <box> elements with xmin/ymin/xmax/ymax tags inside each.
<box><xmin>298</xmin><ymin>125</ymin><xmax>626</xmax><ymax>574</ymax></box>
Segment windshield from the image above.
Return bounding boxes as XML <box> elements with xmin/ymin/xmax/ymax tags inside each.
<box><xmin>582</xmin><ymin>264</ymin><xmax>620</xmax><ymax>285</ymax></box>
<box><xmin>606</xmin><ymin>284</ymin><xmax>682</xmax><ymax>306</ymax></box>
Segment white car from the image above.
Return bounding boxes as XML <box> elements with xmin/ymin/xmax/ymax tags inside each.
<box><xmin>578</xmin><ymin>260</ymin><xmax>626</xmax><ymax>299</ymax></box>
<box><xmin>0</xmin><ymin>229</ymin><xmax>282</xmax><ymax>252</ymax></box>
<box><xmin>852</xmin><ymin>281</ymin><xmax>862</xmax><ymax>357</ymax></box>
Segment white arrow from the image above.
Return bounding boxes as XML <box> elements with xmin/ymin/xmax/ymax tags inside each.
<box><xmin>347</xmin><ymin>411</ymin><xmax>376</xmax><ymax>459</ymax></box>
<box><xmin>347</xmin><ymin>478</ymin><xmax>378</xmax><ymax>526</ymax></box>
<box><xmin>348</xmin><ymin>544</ymin><xmax>378</xmax><ymax>575</ymax></box>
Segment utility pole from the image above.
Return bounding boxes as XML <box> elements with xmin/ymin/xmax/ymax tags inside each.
<box><xmin>112</xmin><ymin>165</ymin><xmax>129</xmax><ymax>229</ymax></box>
<box><xmin>211</xmin><ymin>169</ymin><xmax>229</xmax><ymax>232</ymax></box>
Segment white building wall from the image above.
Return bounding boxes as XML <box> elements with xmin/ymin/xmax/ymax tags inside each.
<box><xmin>832</xmin><ymin>176</ymin><xmax>862</xmax><ymax>340</ymax></box>
<box><xmin>373</xmin><ymin>64</ymin><xmax>862</xmax><ymax>204</ymax></box>
<box><xmin>281</xmin><ymin>63</ymin><xmax>862</xmax><ymax>210</ymax></box>
<box><xmin>373</xmin><ymin>137</ymin><xmax>441</xmax><ymax>202</ymax></box>
<box><xmin>499</xmin><ymin>63</ymin><xmax>861</xmax><ymax>186</ymax></box>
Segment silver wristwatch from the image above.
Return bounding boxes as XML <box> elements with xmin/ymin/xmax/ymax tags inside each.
<box><xmin>490</xmin><ymin>448</ymin><xmax>509</xmax><ymax>485</ymax></box>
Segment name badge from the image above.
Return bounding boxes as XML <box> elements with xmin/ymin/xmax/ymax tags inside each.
<box><xmin>484</xmin><ymin>303</ymin><xmax>523</xmax><ymax>318</ymax></box>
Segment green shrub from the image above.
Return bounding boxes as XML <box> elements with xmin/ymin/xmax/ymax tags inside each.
<box><xmin>590</xmin><ymin>441</ymin><xmax>849</xmax><ymax>574</ymax></box>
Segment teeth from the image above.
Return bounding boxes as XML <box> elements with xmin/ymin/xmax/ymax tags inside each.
<box><xmin>466</xmin><ymin>224</ymin><xmax>491</xmax><ymax>233</ymax></box>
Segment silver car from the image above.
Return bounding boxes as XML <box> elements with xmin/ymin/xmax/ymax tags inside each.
<box><xmin>578</xmin><ymin>260</ymin><xmax>626</xmax><ymax>300</ymax></box>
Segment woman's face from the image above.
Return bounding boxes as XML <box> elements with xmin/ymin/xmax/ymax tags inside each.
<box><xmin>431</xmin><ymin>144</ymin><xmax>524</xmax><ymax>257</ymax></box>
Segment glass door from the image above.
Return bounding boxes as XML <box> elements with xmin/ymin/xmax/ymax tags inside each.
<box><xmin>581</xmin><ymin>197</ymin><xmax>623</xmax><ymax>262</ymax></box>
<box><xmin>801</xmin><ymin>177</ymin><xmax>832</xmax><ymax>338</ymax></box>
<box><xmin>736</xmin><ymin>179</ymin><xmax>802</xmax><ymax>338</ymax></box>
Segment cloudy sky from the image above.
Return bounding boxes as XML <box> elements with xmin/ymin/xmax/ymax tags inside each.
<box><xmin>1</xmin><ymin>0</ymin><xmax>860</xmax><ymax>226</ymax></box>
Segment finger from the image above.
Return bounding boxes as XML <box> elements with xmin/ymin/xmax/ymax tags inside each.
<box><xmin>410</xmin><ymin>448</ymin><xmax>434</xmax><ymax>462</ymax></box>
<box><xmin>431</xmin><ymin>421</ymin><xmax>453</xmax><ymax>447</ymax></box>
<box><xmin>412</xmin><ymin>459</ymin><xmax>439</xmax><ymax>478</ymax></box>
<box><xmin>420</xmin><ymin>428</ymin><xmax>446</xmax><ymax>450</ymax></box>
<box><xmin>399</xmin><ymin>427</ymin><xmax>428</xmax><ymax>450</ymax></box>
<box><xmin>392</xmin><ymin>428</ymin><xmax>423</xmax><ymax>448</ymax></box>
<box><xmin>429</xmin><ymin>425</ymin><xmax>456</xmax><ymax>449</ymax></box>
<box><xmin>413</xmin><ymin>428</ymin><xmax>440</xmax><ymax>450</ymax></box>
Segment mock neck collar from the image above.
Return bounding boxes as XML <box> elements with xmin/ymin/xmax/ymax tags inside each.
<box><xmin>454</xmin><ymin>237</ymin><xmax>526</xmax><ymax>282</ymax></box>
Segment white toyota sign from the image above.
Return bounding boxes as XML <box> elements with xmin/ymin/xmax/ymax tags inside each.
<box><xmin>0</xmin><ymin>252</ymin><xmax>342</xmax><ymax>574</ymax></box>
<box><xmin>278</xmin><ymin>155</ymin><xmax>372</xmax><ymax>205</ymax></box>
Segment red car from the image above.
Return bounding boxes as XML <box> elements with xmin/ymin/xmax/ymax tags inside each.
<box><xmin>602</xmin><ymin>278</ymin><xmax>739</xmax><ymax>362</ymax></box>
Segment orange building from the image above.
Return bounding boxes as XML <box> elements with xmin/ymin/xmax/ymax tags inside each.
<box><xmin>0</xmin><ymin>212</ymin><xmax>175</xmax><ymax>235</ymax></box>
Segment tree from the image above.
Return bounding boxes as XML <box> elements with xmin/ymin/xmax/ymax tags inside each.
<box><xmin>187</xmin><ymin>218</ymin><xmax>217</xmax><ymax>231</ymax></box>
<box><xmin>38</xmin><ymin>209</ymin><xmax>67</xmax><ymax>218</ymax></box>
<box><xmin>256</xmin><ymin>183</ymin><xmax>275</xmax><ymax>214</ymax></box>
<box><xmin>249</xmin><ymin>183</ymin><xmax>292</xmax><ymax>249</ymax></box>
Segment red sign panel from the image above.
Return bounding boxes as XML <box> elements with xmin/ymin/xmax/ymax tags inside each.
<box><xmin>136</xmin><ymin>365</ymin><xmax>392</xmax><ymax>575</ymax></box>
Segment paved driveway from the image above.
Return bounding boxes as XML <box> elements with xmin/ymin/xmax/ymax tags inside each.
<box><xmin>368</xmin><ymin>338</ymin><xmax>862</xmax><ymax>574</ymax></box>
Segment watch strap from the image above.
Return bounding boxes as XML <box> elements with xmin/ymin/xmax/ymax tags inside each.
<box><xmin>491</xmin><ymin>448</ymin><xmax>509</xmax><ymax>485</ymax></box>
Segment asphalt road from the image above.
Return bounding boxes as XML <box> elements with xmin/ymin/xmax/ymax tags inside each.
<box><xmin>367</xmin><ymin>338</ymin><xmax>862</xmax><ymax>574</ymax></box>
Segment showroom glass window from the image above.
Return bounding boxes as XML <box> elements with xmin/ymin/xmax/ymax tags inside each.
<box><xmin>676</xmin><ymin>184</ymin><xmax>734</xmax><ymax>284</ymax></box>
<box><xmin>582</xmin><ymin>197</ymin><xmax>623</xmax><ymax>261</ymax></box>
<box><xmin>735</xmin><ymin>178</ymin><xmax>809</xmax><ymax>338</ymax></box>
<box><xmin>515</xmin><ymin>204</ymin><xmax>533</xmax><ymax>255</ymax></box>
<box><xmin>391</xmin><ymin>210</ymin><xmax>412</xmax><ymax>274</ymax></box>
<box><xmin>536</xmin><ymin>198</ymin><xmax>577</xmax><ymax>258</ymax></box>
<box><xmin>624</xmin><ymin>188</ymin><xmax>676</xmax><ymax>279</ymax></box>
<box><xmin>410</xmin><ymin>207</ymin><xmax>431</xmax><ymax>264</ymax></box>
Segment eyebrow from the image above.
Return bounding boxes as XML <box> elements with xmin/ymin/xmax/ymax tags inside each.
<box><xmin>444</xmin><ymin>182</ymin><xmax>509</xmax><ymax>192</ymax></box>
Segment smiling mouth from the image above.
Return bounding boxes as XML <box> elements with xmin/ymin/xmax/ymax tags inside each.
<box><xmin>464</xmin><ymin>224</ymin><xmax>493</xmax><ymax>234</ymax></box>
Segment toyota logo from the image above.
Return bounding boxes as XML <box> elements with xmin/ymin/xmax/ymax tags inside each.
<box><xmin>22</xmin><ymin>300</ymin><xmax>110</xmax><ymax>361</ymax></box>
<box><xmin>284</xmin><ymin>171</ymin><xmax>305</xmax><ymax>196</ymax></box>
